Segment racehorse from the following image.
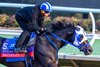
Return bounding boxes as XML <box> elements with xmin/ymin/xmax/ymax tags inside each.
<box><xmin>0</xmin><ymin>22</ymin><xmax>93</xmax><ymax>67</ymax></box>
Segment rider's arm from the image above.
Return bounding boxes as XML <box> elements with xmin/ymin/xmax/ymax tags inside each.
<box><xmin>29</xmin><ymin>6</ymin><xmax>44</xmax><ymax>32</ymax></box>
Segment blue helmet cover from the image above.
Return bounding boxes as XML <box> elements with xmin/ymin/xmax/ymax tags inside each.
<box><xmin>40</xmin><ymin>2</ymin><xmax>52</xmax><ymax>12</ymax></box>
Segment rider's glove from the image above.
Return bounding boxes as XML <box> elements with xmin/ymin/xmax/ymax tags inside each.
<box><xmin>36</xmin><ymin>28</ymin><xmax>46</xmax><ymax>35</ymax></box>
<box><xmin>37</xmin><ymin>27</ymin><xmax>52</xmax><ymax>35</ymax></box>
<box><xmin>40</xmin><ymin>28</ymin><xmax>47</xmax><ymax>32</ymax></box>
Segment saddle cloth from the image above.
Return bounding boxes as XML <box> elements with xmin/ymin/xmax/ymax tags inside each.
<box><xmin>0</xmin><ymin>36</ymin><xmax>35</xmax><ymax>62</ymax></box>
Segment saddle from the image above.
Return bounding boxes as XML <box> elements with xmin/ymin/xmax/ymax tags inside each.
<box><xmin>0</xmin><ymin>32</ymin><xmax>36</xmax><ymax>62</ymax></box>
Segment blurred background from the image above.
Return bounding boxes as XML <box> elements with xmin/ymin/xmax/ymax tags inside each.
<box><xmin>0</xmin><ymin>0</ymin><xmax>100</xmax><ymax>67</ymax></box>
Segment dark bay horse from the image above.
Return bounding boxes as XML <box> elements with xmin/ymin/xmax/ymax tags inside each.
<box><xmin>0</xmin><ymin>22</ymin><xmax>93</xmax><ymax>67</ymax></box>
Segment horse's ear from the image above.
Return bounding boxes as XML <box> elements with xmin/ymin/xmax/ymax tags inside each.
<box><xmin>77</xmin><ymin>22</ymin><xmax>80</xmax><ymax>26</ymax></box>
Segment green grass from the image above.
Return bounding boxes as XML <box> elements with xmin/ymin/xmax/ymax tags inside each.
<box><xmin>92</xmin><ymin>39</ymin><xmax>100</xmax><ymax>55</ymax></box>
<box><xmin>0</xmin><ymin>64</ymin><xmax>7</xmax><ymax>67</ymax></box>
<box><xmin>0</xmin><ymin>34</ymin><xmax>16</xmax><ymax>38</ymax></box>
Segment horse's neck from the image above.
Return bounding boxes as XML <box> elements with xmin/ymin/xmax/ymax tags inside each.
<box><xmin>50</xmin><ymin>30</ymin><xmax>67</xmax><ymax>49</ymax></box>
<box><xmin>52</xmin><ymin>27</ymin><xmax>75</xmax><ymax>49</ymax></box>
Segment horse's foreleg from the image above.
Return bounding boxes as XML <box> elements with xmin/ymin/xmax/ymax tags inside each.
<box><xmin>39</xmin><ymin>56</ymin><xmax>58</xmax><ymax>67</ymax></box>
<box><xmin>32</xmin><ymin>60</ymin><xmax>42</xmax><ymax>67</ymax></box>
<box><xmin>33</xmin><ymin>57</ymin><xmax>57</xmax><ymax>67</ymax></box>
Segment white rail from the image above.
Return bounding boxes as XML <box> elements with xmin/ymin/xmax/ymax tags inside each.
<box><xmin>0</xmin><ymin>2</ymin><xmax>100</xmax><ymax>13</ymax></box>
<box><xmin>89</xmin><ymin>12</ymin><xmax>96</xmax><ymax>46</ymax></box>
<box><xmin>0</xmin><ymin>29</ymin><xmax>22</xmax><ymax>36</ymax></box>
<box><xmin>58</xmin><ymin>53</ymin><xmax>100</xmax><ymax>61</ymax></box>
<box><xmin>0</xmin><ymin>29</ymin><xmax>100</xmax><ymax>39</ymax></box>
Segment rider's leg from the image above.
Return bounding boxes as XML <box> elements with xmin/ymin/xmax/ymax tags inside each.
<box><xmin>15</xmin><ymin>31</ymin><xmax>31</xmax><ymax>48</ymax></box>
<box><xmin>15</xmin><ymin>13</ymin><xmax>31</xmax><ymax>52</ymax></box>
<box><xmin>15</xmin><ymin>31</ymin><xmax>31</xmax><ymax>52</ymax></box>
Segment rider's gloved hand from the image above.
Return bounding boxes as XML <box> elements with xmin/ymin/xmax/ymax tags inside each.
<box><xmin>39</xmin><ymin>28</ymin><xmax>47</xmax><ymax>32</ymax></box>
<box><xmin>36</xmin><ymin>28</ymin><xmax>46</xmax><ymax>35</ymax></box>
<box><xmin>41</xmin><ymin>27</ymin><xmax>52</xmax><ymax>33</ymax></box>
<box><xmin>37</xmin><ymin>27</ymin><xmax>52</xmax><ymax>35</ymax></box>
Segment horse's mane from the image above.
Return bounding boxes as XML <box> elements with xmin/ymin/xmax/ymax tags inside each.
<box><xmin>51</xmin><ymin>21</ymin><xmax>75</xmax><ymax>34</ymax></box>
<box><xmin>43</xmin><ymin>22</ymin><xmax>75</xmax><ymax>49</ymax></box>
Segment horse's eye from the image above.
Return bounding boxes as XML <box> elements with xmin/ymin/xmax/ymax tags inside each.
<box><xmin>77</xmin><ymin>34</ymin><xmax>83</xmax><ymax>41</ymax></box>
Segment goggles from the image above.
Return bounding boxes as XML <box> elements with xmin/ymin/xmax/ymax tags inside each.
<box><xmin>45</xmin><ymin>11</ymin><xmax>50</xmax><ymax>13</ymax></box>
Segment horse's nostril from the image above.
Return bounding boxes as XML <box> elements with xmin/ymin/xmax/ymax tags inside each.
<box><xmin>90</xmin><ymin>49</ymin><xmax>93</xmax><ymax>52</ymax></box>
<box><xmin>88</xmin><ymin>49</ymin><xmax>91</xmax><ymax>52</ymax></box>
<box><xmin>89</xmin><ymin>47</ymin><xmax>93</xmax><ymax>51</ymax></box>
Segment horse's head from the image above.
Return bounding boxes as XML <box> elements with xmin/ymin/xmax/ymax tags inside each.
<box><xmin>72</xmin><ymin>25</ymin><xmax>93</xmax><ymax>55</ymax></box>
<box><xmin>49</xmin><ymin>22</ymin><xmax>93</xmax><ymax>55</ymax></box>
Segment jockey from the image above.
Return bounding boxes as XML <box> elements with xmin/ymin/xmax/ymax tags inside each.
<box><xmin>14</xmin><ymin>2</ymin><xmax>53</xmax><ymax>52</ymax></box>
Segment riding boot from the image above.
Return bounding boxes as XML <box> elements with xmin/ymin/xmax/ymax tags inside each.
<box><xmin>14</xmin><ymin>31</ymin><xmax>31</xmax><ymax>53</ymax></box>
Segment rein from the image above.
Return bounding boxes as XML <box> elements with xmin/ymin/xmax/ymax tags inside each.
<box><xmin>45</xmin><ymin>32</ymin><xmax>81</xmax><ymax>52</ymax></box>
<box><xmin>45</xmin><ymin>32</ymin><xmax>69</xmax><ymax>52</ymax></box>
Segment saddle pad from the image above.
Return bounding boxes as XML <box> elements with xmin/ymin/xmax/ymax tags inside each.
<box><xmin>0</xmin><ymin>37</ymin><xmax>26</xmax><ymax>57</ymax></box>
<box><xmin>5</xmin><ymin>46</ymin><xmax>34</xmax><ymax>62</ymax></box>
<box><xmin>0</xmin><ymin>53</ymin><xmax>25</xmax><ymax>57</ymax></box>
<box><xmin>0</xmin><ymin>45</ymin><xmax>34</xmax><ymax>58</ymax></box>
<box><xmin>0</xmin><ymin>36</ymin><xmax>34</xmax><ymax>58</ymax></box>
<box><xmin>5</xmin><ymin>51</ymin><xmax>34</xmax><ymax>62</ymax></box>
<box><xmin>3</xmin><ymin>45</ymin><xmax>34</xmax><ymax>62</ymax></box>
<box><xmin>27</xmin><ymin>45</ymin><xmax>34</xmax><ymax>58</ymax></box>
<box><xmin>6</xmin><ymin>57</ymin><xmax>25</xmax><ymax>62</ymax></box>
<box><xmin>0</xmin><ymin>34</ymin><xmax>35</xmax><ymax>62</ymax></box>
